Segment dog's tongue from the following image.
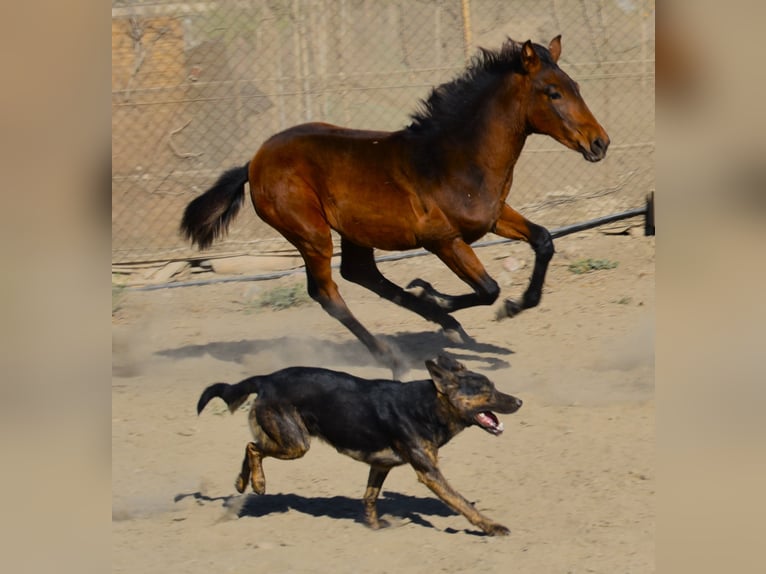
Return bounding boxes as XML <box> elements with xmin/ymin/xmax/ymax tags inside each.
<box><xmin>476</xmin><ymin>411</ymin><xmax>504</xmax><ymax>435</ymax></box>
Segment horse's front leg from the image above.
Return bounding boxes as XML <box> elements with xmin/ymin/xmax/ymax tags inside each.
<box><xmin>407</xmin><ymin>237</ymin><xmax>500</xmax><ymax>314</ymax></box>
<box><xmin>340</xmin><ymin>238</ymin><xmax>472</xmax><ymax>345</ymax></box>
<box><xmin>491</xmin><ymin>204</ymin><xmax>554</xmax><ymax>318</ymax></box>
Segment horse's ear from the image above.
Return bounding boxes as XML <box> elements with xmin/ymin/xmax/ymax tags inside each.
<box><xmin>549</xmin><ymin>35</ymin><xmax>562</xmax><ymax>63</ymax></box>
<box><xmin>505</xmin><ymin>36</ymin><xmax>521</xmax><ymax>50</ymax></box>
<box><xmin>521</xmin><ymin>40</ymin><xmax>540</xmax><ymax>73</ymax></box>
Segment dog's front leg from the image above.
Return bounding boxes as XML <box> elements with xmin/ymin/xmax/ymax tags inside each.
<box><xmin>414</xmin><ymin>466</ymin><xmax>510</xmax><ymax>536</ymax></box>
<box><xmin>362</xmin><ymin>466</ymin><xmax>391</xmax><ymax>529</ymax></box>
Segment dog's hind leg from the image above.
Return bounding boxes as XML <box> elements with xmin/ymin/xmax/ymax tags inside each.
<box><xmin>239</xmin><ymin>404</ymin><xmax>311</xmax><ymax>494</ymax></box>
<box><xmin>362</xmin><ymin>466</ymin><xmax>391</xmax><ymax>529</ymax></box>
<box><xmin>235</xmin><ymin>442</ymin><xmax>260</xmax><ymax>494</ymax></box>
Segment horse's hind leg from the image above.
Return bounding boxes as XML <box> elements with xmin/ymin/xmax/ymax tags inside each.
<box><xmin>253</xmin><ymin>181</ymin><xmax>405</xmax><ymax>377</ymax></box>
<box><xmin>280</xmin><ymin>218</ymin><xmax>405</xmax><ymax>377</ymax></box>
<box><xmin>339</xmin><ymin>238</ymin><xmax>471</xmax><ymax>343</ymax></box>
<box><xmin>492</xmin><ymin>204</ymin><xmax>554</xmax><ymax>318</ymax></box>
<box><xmin>302</xmin><ymin>250</ymin><xmax>406</xmax><ymax>377</ymax></box>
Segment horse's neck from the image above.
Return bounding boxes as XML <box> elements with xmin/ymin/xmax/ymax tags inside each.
<box><xmin>405</xmin><ymin>77</ymin><xmax>529</xmax><ymax>201</ymax></box>
<box><xmin>478</xmin><ymin>117</ymin><xmax>527</xmax><ymax>200</ymax></box>
<box><xmin>449</xmin><ymin>95</ymin><xmax>529</xmax><ymax>201</ymax></box>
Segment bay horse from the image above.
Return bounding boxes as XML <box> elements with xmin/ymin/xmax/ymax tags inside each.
<box><xmin>181</xmin><ymin>36</ymin><xmax>609</xmax><ymax>378</ymax></box>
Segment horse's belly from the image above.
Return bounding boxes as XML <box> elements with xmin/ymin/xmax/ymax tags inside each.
<box><xmin>334</xmin><ymin>222</ymin><xmax>420</xmax><ymax>251</ymax></box>
<box><xmin>326</xmin><ymin>196</ymin><xmax>423</xmax><ymax>251</ymax></box>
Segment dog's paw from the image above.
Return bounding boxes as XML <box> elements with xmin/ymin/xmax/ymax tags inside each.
<box><xmin>235</xmin><ymin>476</ymin><xmax>247</xmax><ymax>494</ymax></box>
<box><xmin>250</xmin><ymin>477</ymin><xmax>266</xmax><ymax>495</ymax></box>
<box><xmin>484</xmin><ymin>523</ymin><xmax>511</xmax><ymax>536</ymax></box>
<box><xmin>363</xmin><ymin>508</ymin><xmax>397</xmax><ymax>530</ymax></box>
<box><xmin>366</xmin><ymin>516</ymin><xmax>398</xmax><ymax>530</ymax></box>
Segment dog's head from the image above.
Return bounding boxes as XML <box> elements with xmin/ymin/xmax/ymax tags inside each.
<box><xmin>425</xmin><ymin>355</ymin><xmax>522</xmax><ymax>436</ymax></box>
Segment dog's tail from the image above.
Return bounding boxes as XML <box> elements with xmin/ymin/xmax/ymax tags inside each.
<box><xmin>197</xmin><ymin>376</ymin><xmax>263</xmax><ymax>415</ymax></box>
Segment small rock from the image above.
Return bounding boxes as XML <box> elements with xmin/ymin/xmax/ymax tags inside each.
<box><xmin>210</xmin><ymin>255</ymin><xmax>302</xmax><ymax>275</ymax></box>
<box><xmin>502</xmin><ymin>256</ymin><xmax>526</xmax><ymax>272</ymax></box>
<box><xmin>144</xmin><ymin>261</ymin><xmax>189</xmax><ymax>283</ymax></box>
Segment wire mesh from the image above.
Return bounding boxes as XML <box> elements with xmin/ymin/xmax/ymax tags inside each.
<box><xmin>112</xmin><ymin>0</ymin><xmax>654</xmax><ymax>264</ymax></box>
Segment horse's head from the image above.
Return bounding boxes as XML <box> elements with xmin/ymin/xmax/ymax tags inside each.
<box><xmin>520</xmin><ymin>36</ymin><xmax>609</xmax><ymax>162</ymax></box>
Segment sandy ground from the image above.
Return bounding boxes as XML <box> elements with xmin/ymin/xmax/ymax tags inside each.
<box><xmin>112</xmin><ymin>230</ymin><xmax>654</xmax><ymax>573</ymax></box>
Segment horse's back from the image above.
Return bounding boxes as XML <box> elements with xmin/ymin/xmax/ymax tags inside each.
<box><xmin>248</xmin><ymin>122</ymin><xmax>428</xmax><ymax>250</ymax></box>
<box><xmin>250</xmin><ymin>122</ymin><xmax>401</xmax><ymax>182</ymax></box>
<box><xmin>258</xmin><ymin>122</ymin><xmax>392</xmax><ymax>151</ymax></box>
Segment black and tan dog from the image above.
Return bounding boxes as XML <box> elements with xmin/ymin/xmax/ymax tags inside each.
<box><xmin>197</xmin><ymin>355</ymin><xmax>522</xmax><ymax>536</ymax></box>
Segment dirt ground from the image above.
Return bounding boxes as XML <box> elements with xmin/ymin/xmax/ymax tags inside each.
<box><xmin>112</xmin><ymin>229</ymin><xmax>654</xmax><ymax>573</ymax></box>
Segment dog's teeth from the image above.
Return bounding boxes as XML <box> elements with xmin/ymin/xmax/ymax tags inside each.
<box><xmin>496</xmin><ymin>422</ymin><xmax>504</xmax><ymax>432</ymax></box>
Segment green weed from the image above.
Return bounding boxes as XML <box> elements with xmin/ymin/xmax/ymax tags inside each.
<box><xmin>254</xmin><ymin>283</ymin><xmax>311</xmax><ymax>311</ymax></box>
<box><xmin>568</xmin><ymin>258</ymin><xmax>619</xmax><ymax>275</ymax></box>
<box><xmin>112</xmin><ymin>283</ymin><xmax>126</xmax><ymax>314</ymax></box>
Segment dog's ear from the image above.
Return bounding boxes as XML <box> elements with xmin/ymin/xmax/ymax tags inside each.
<box><xmin>436</xmin><ymin>354</ymin><xmax>466</xmax><ymax>372</ymax></box>
<box><xmin>426</xmin><ymin>359</ymin><xmax>459</xmax><ymax>395</ymax></box>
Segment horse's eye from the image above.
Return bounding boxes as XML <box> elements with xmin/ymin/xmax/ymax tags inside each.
<box><xmin>546</xmin><ymin>87</ymin><xmax>562</xmax><ymax>100</ymax></box>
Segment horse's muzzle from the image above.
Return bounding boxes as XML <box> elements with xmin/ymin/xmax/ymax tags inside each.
<box><xmin>583</xmin><ymin>135</ymin><xmax>610</xmax><ymax>162</ymax></box>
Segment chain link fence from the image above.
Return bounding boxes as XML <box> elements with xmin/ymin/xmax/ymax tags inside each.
<box><xmin>112</xmin><ymin>0</ymin><xmax>654</xmax><ymax>264</ymax></box>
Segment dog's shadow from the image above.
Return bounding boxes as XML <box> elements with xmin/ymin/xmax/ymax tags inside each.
<box><xmin>175</xmin><ymin>490</ymin><xmax>487</xmax><ymax>536</ymax></box>
<box><xmin>155</xmin><ymin>330</ymin><xmax>512</xmax><ymax>374</ymax></box>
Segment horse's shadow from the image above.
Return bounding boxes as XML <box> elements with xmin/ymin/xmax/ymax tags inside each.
<box><xmin>174</xmin><ymin>490</ymin><xmax>485</xmax><ymax>536</ymax></box>
<box><xmin>156</xmin><ymin>329</ymin><xmax>512</xmax><ymax>374</ymax></box>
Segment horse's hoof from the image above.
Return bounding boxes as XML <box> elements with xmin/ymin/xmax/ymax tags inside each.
<box><xmin>442</xmin><ymin>329</ymin><xmax>465</xmax><ymax>345</ymax></box>
<box><xmin>405</xmin><ymin>278</ymin><xmax>434</xmax><ymax>298</ymax></box>
<box><xmin>406</xmin><ymin>285</ymin><xmax>425</xmax><ymax>298</ymax></box>
<box><xmin>406</xmin><ymin>278</ymin><xmax>430</xmax><ymax>289</ymax></box>
<box><xmin>496</xmin><ymin>299</ymin><xmax>522</xmax><ymax>320</ymax></box>
<box><xmin>391</xmin><ymin>362</ymin><xmax>408</xmax><ymax>381</ymax></box>
<box><xmin>384</xmin><ymin>349</ymin><xmax>408</xmax><ymax>380</ymax></box>
<box><xmin>443</xmin><ymin>325</ymin><xmax>475</xmax><ymax>345</ymax></box>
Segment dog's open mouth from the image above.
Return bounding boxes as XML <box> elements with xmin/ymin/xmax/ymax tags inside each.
<box><xmin>475</xmin><ymin>411</ymin><xmax>504</xmax><ymax>435</ymax></box>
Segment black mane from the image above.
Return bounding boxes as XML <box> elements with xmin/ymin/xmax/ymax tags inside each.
<box><xmin>406</xmin><ymin>39</ymin><xmax>555</xmax><ymax>135</ymax></box>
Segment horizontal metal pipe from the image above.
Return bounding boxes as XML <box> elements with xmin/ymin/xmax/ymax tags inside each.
<box><xmin>131</xmin><ymin>206</ymin><xmax>646</xmax><ymax>292</ymax></box>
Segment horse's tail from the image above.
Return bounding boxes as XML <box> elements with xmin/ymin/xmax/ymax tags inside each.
<box><xmin>197</xmin><ymin>375</ymin><xmax>264</xmax><ymax>415</ymax></box>
<box><xmin>180</xmin><ymin>163</ymin><xmax>250</xmax><ymax>250</ymax></box>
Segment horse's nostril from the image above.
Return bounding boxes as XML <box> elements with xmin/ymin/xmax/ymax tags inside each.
<box><xmin>590</xmin><ymin>136</ymin><xmax>610</xmax><ymax>158</ymax></box>
<box><xmin>593</xmin><ymin>137</ymin><xmax>605</xmax><ymax>152</ymax></box>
